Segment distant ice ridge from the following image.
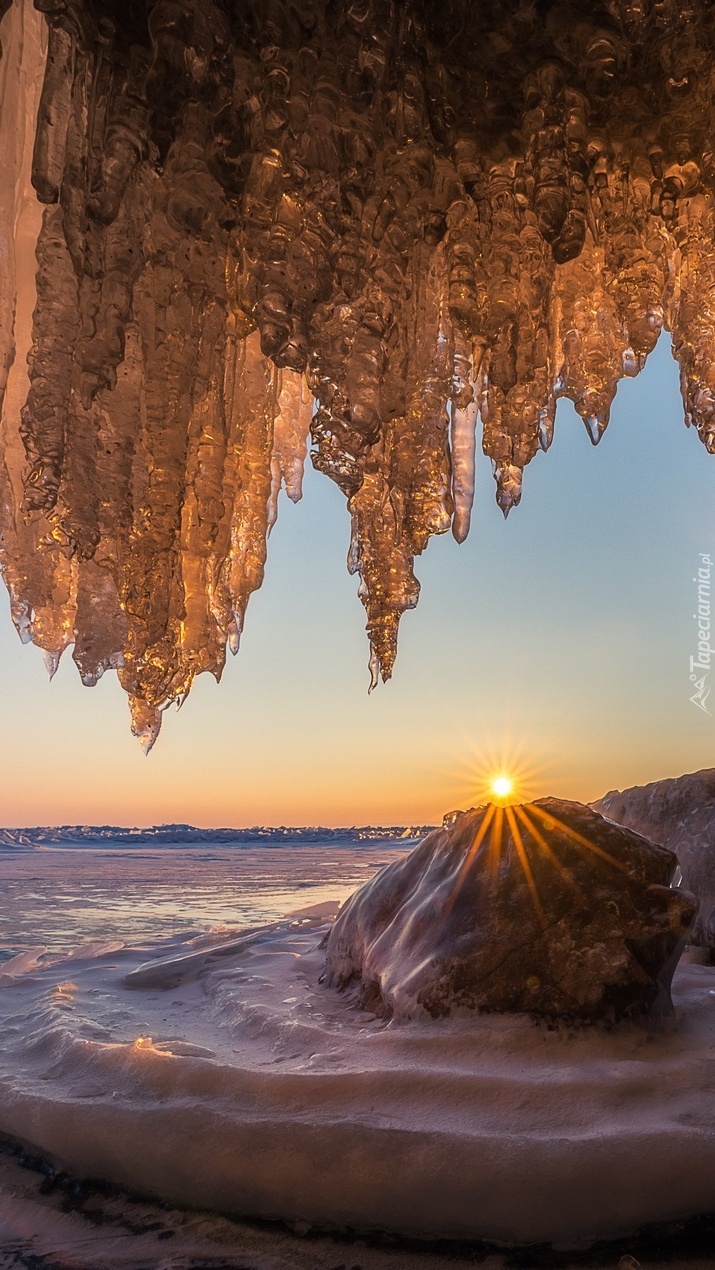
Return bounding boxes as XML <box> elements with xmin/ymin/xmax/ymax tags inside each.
<box><xmin>0</xmin><ymin>824</ymin><xmax>434</xmax><ymax>849</ymax></box>
<box><xmin>1</xmin><ymin>912</ymin><xmax>715</xmax><ymax>1246</ymax></box>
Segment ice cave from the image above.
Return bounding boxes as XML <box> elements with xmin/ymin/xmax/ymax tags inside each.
<box><xmin>2</xmin><ymin>0</ymin><xmax>715</xmax><ymax>1255</ymax></box>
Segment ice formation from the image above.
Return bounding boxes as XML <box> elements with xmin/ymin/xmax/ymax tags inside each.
<box><xmin>0</xmin><ymin>0</ymin><xmax>714</xmax><ymax>741</ymax></box>
<box><xmin>325</xmin><ymin>799</ymin><xmax>697</xmax><ymax>1023</ymax></box>
<box><xmin>2</xmin><ymin>911</ymin><xmax>715</xmax><ymax>1245</ymax></box>
<box><xmin>593</xmin><ymin>767</ymin><xmax>715</xmax><ymax>951</ymax></box>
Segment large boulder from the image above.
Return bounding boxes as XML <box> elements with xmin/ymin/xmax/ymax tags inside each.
<box><xmin>593</xmin><ymin>769</ymin><xmax>715</xmax><ymax>949</ymax></box>
<box><xmin>324</xmin><ymin>798</ymin><xmax>697</xmax><ymax>1024</ymax></box>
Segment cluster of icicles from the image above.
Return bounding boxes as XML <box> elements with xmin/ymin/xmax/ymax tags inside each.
<box><xmin>0</xmin><ymin>0</ymin><xmax>713</xmax><ymax>746</ymax></box>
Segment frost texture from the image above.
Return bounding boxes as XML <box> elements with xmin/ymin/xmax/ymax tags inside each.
<box><xmin>0</xmin><ymin>0</ymin><xmax>714</xmax><ymax>742</ymax></box>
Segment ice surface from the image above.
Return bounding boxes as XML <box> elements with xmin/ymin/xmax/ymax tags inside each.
<box><xmin>0</xmin><ymin>0</ymin><xmax>714</xmax><ymax>732</ymax></box>
<box><xmin>0</xmin><ymin>841</ymin><xmax>413</xmax><ymax>951</ymax></box>
<box><xmin>6</xmin><ymin>1151</ymin><xmax>712</xmax><ymax>1270</ymax></box>
<box><xmin>1</xmin><ymin>912</ymin><xmax>715</xmax><ymax>1247</ymax></box>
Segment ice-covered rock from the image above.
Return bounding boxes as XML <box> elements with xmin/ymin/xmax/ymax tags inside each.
<box><xmin>325</xmin><ymin>798</ymin><xmax>697</xmax><ymax>1023</ymax></box>
<box><xmin>593</xmin><ymin>769</ymin><xmax>715</xmax><ymax>950</ymax></box>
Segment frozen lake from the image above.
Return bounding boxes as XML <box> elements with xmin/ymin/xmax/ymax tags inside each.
<box><xmin>0</xmin><ymin>842</ymin><xmax>412</xmax><ymax>955</ymax></box>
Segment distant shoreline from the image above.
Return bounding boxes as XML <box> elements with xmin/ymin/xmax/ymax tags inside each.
<box><xmin>0</xmin><ymin>824</ymin><xmax>435</xmax><ymax>848</ymax></box>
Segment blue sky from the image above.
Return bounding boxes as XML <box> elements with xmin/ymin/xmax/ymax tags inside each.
<box><xmin>0</xmin><ymin>336</ymin><xmax>712</xmax><ymax>826</ymax></box>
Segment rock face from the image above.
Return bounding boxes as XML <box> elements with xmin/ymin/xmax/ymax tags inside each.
<box><xmin>324</xmin><ymin>798</ymin><xmax>697</xmax><ymax>1023</ymax></box>
<box><xmin>593</xmin><ymin>769</ymin><xmax>715</xmax><ymax>950</ymax></box>
<box><xmin>0</xmin><ymin>2</ymin><xmax>714</xmax><ymax>740</ymax></box>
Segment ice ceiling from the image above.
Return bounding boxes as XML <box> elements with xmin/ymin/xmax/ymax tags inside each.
<box><xmin>0</xmin><ymin>0</ymin><xmax>713</xmax><ymax>746</ymax></box>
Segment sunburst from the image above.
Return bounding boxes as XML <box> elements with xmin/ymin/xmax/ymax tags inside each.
<box><xmin>470</xmin><ymin>741</ymin><xmax>545</xmax><ymax>806</ymax></box>
<box><xmin>438</xmin><ymin>730</ymin><xmax>557</xmax><ymax>814</ymax></box>
<box><xmin>490</xmin><ymin>774</ymin><xmax>513</xmax><ymax>800</ymax></box>
<box><xmin>443</xmin><ymin>793</ymin><xmax>624</xmax><ymax>923</ymax></box>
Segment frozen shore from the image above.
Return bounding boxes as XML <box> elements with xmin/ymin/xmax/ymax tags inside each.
<box><xmin>2</xmin><ymin>1141</ymin><xmax>715</xmax><ymax>1270</ymax></box>
<box><xmin>1</xmin><ymin>907</ymin><xmax>715</xmax><ymax>1249</ymax></box>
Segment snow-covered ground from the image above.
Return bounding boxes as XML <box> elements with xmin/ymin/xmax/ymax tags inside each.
<box><xmin>2</xmin><ymin>844</ymin><xmax>715</xmax><ymax>1260</ymax></box>
<box><xmin>5</xmin><ymin>1147</ymin><xmax>715</xmax><ymax>1270</ymax></box>
<box><xmin>1</xmin><ymin>896</ymin><xmax>715</xmax><ymax>1248</ymax></box>
<box><xmin>2</xmin><ymin>1145</ymin><xmax>715</xmax><ymax>1270</ymax></box>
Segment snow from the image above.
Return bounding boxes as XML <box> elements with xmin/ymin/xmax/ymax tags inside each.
<box><xmin>0</xmin><ymin>904</ymin><xmax>715</xmax><ymax>1248</ymax></box>
<box><xmin>4</xmin><ymin>1149</ymin><xmax>712</xmax><ymax>1270</ymax></box>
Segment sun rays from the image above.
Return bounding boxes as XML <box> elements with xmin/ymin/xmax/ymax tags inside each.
<box><xmin>504</xmin><ymin>804</ymin><xmax>545</xmax><ymax>921</ymax></box>
<box><xmin>445</xmin><ymin>792</ymin><xmax>628</xmax><ymax>921</ymax></box>
<box><xmin>440</xmin><ymin>733</ymin><xmax>632</xmax><ymax>923</ymax></box>
<box><xmin>446</xmin><ymin>738</ymin><xmax>551</xmax><ymax>810</ymax></box>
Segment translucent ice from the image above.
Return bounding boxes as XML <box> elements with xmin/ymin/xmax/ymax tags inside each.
<box><xmin>0</xmin><ymin>0</ymin><xmax>713</xmax><ymax>734</ymax></box>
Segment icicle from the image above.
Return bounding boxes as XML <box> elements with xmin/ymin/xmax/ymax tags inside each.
<box><xmin>583</xmin><ymin>414</ymin><xmax>608</xmax><ymax>446</ymax></box>
<box><xmin>0</xmin><ymin>0</ymin><xmax>47</xmax><ymax>644</ymax></box>
<box><xmin>31</xmin><ymin>22</ymin><xmax>73</xmax><ymax>204</ymax></box>
<box><xmin>538</xmin><ymin>402</ymin><xmax>555</xmax><ymax>451</ymax></box>
<box><xmin>0</xmin><ymin>0</ymin><xmax>713</xmax><ymax>737</ymax></box>
<box><xmin>42</xmin><ymin>648</ymin><xmax>60</xmax><ymax>680</ymax></box>
<box><xmin>216</xmin><ymin>328</ymin><xmax>279</xmax><ymax>644</ymax></box>
<box><xmin>496</xmin><ymin>464</ymin><xmax>523</xmax><ymax>518</ymax></box>
<box><xmin>450</xmin><ymin>400</ymin><xmax>477</xmax><ymax>544</ymax></box>
<box><xmin>72</xmin><ymin>559</ymin><xmax>126</xmax><ymax>686</ymax></box>
<box><xmin>129</xmin><ymin>697</ymin><xmax>162</xmax><ymax>754</ymax></box>
<box><xmin>267</xmin><ymin>368</ymin><xmax>313</xmax><ymax>531</ymax></box>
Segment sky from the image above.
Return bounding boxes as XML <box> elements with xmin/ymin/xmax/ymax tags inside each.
<box><xmin>0</xmin><ymin>335</ymin><xmax>712</xmax><ymax>827</ymax></box>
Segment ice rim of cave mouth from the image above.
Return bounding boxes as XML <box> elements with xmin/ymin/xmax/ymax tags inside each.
<box><xmin>0</xmin><ymin>0</ymin><xmax>715</xmax><ymax>745</ymax></box>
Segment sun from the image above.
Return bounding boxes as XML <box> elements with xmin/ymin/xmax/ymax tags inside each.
<box><xmin>446</xmin><ymin>737</ymin><xmax>551</xmax><ymax>809</ymax></box>
<box><xmin>490</xmin><ymin>775</ymin><xmax>514</xmax><ymax>800</ymax></box>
